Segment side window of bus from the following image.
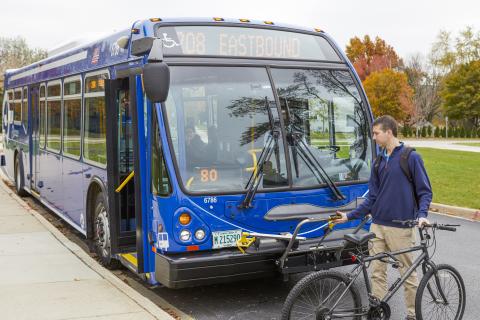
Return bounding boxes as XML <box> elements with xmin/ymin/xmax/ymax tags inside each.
<box><xmin>39</xmin><ymin>85</ymin><xmax>46</xmax><ymax>148</ymax></box>
<box><xmin>22</xmin><ymin>87</ymin><xmax>28</xmax><ymax>129</ymax></box>
<box><xmin>63</xmin><ymin>78</ymin><xmax>82</xmax><ymax>158</ymax></box>
<box><xmin>151</xmin><ymin>108</ymin><xmax>171</xmax><ymax>196</ymax></box>
<box><xmin>46</xmin><ymin>82</ymin><xmax>62</xmax><ymax>152</ymax></box>
<box><xmin>84</xmin><ymin>72</ymin><xmax>108</xmax><ymax>165</ymax></box>
<box><xmin>13</xmin><ymin>89</ymin><xmax>21</xmax><ymax>123</ymax></box>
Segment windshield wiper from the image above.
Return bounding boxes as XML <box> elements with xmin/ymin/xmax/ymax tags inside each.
<box><xmin>283</xmin><ymin>98</ymin><xmax>346</xmax><ymax>201</ymax></box>
<box><xmin>240</xmin><ymin>97</ymin><xmax>280</xmax><ymax>209</ymax></box>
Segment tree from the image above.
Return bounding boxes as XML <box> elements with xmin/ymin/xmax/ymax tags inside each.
<box><xmin>346</xmin><ymin>35</ymin><xmax>402</xmax><ymax>81</ymax></box>
<box><xmin>441</xmin><ymin>60</ymin><xmax>480</xmax><ymax>129</ymax></box>
<box><xmin>404</xmin><ymin>54</ymin><xmax>443</xmax><ymax>124</ymax></box>
<box><xmin>0</xmin><ymin>36</ymin><xmax>47</xmax><ymax>109</ymax></box>
<box><xmin>427</xmin><ymin>126</ymin><xmax>432</xmax><ymax>137</ymax></box>
<box><xmin>363</xmin><ymin>69</ymin><xmax>414</xmax><ymax>121</ymax></box>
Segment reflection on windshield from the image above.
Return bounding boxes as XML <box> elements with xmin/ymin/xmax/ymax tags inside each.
<box><xmin>164</xmin><ymin>66</ymin><xmax>288</xmax><ymax>193</ymax></box>
<box><xmin>271</xmin><ymin>68</ymin><xmax>372</xmax><ymax>187</ymax></box>
<box><xmin>163</xmin><ymin>66</ymin><xmax>372</xmax><ymax>194</ymax></box>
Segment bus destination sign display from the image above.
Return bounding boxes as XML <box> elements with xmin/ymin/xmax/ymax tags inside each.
<box><xmin>155</xmin><ymin>26</ymin><xmax>341</xmax><ymax>61</ymax></box>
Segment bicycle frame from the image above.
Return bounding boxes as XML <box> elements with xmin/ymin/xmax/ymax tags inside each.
<box><xmin>327</xmin><ymin>227</ymin><xmax>448</xmax><ymax>318</ymax></box>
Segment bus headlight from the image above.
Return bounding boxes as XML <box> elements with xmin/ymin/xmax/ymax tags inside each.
<box><xmin>180</xmin><ymin>230</ymin><xmax>191</xmax><ymax>242</ymax></box>
<box><xmin>194</xmin><ymin>229</ymin><xmax>206</xmax><ymax>241</ymax></box>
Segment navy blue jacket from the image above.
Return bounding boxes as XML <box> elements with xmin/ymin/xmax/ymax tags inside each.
<box><xmin>347</xmin><ymin>143</ymin><xmax>433</xmax><ymax>228</ymax></box>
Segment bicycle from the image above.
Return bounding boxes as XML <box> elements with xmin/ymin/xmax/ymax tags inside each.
<box><xmin>281</xmin><ymin>219</ymin><xmax>466</xmax><ymax>320</ymax></box>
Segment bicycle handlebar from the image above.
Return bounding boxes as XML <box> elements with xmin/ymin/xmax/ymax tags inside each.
<box><xmin>392</xmin><ymin>219</ymin><xmax>459</xmax><ymax>232</ymax></box>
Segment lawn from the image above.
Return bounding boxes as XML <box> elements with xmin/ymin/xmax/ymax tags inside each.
<box><xmin>416</xmin><ymin>147</ymin><xmax>480</xmax><ymax>209</ymax></box>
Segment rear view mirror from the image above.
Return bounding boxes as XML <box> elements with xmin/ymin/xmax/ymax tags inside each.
<box><xmin>132</xmin><ymin>37</ymin><xmax>171</xmax><ymax>103</ymax></box>
<box><xmin>143</xmin><ymin>62</ymin><xmax>170</xmax><ymax>103</ymax></box>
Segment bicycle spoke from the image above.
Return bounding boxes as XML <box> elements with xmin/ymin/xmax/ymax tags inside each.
<box><xmin>420</xmin><ymin>268</ymin><xmax>463</xmax><ymax>320</ymax></box>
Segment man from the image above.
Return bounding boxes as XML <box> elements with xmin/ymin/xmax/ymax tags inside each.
<box><xmin>185</xmin><ymin>126</ymin><xmax>208</xmax><ymax>169</ymax></box>
<box><xmin>336</xmin><ymin>115</ymin><xmax>433</xmax><ymax>320</ymax></box>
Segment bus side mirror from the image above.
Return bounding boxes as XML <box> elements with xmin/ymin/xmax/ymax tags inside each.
<box><xmin>143</xmin><ymin>62</ymin><xmax>170</xmax><ymax>103</ymax></box>
<box><xmin>132</xmin><ymin>37</ymin><xmax>170</xmax><ymax>103</ymax></box>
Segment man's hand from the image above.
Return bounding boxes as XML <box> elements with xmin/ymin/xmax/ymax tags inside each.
<box><xmin>333</xmin><ymin>211</ymin><xmax>348</xmax><ymax>224</ymax></box>
<box><xmin>418</xmin><ymin>217</ymin><xmax>430</xmax><ymax>228</ymax></box>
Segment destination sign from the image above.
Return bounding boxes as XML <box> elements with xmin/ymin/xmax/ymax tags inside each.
<box><xmin>155</xmin><ymin>26</ymin><xmax>341</xmax><ymax>61</ymax></box>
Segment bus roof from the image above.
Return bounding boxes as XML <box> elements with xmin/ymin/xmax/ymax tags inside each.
<box><xmin>4</xmin><ymin>18</ymin><xmax>337</xmax><ymax>89</ymax></box>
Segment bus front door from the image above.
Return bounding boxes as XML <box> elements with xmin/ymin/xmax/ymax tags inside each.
<box><xmin>105</xmin><ymin>77</ymin><xmax>146</xmax><ymax>273</ymax></box>
<box><xmin>29</xmin><ymin>86</ymin><xmax>40</xmax><ymax>193</ymax></box>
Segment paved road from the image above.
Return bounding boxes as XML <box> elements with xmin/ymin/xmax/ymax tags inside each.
<box><xmin>403</xmin><ymin>139</ymin><xmax>480</xmax><ymax>153</ymax></box>
<box><xmin>9</xmin><ymin>185</ymin><xmax>480</xmax><ymax>320</ymax></box>
<box><xmin>150</xmin><ymin>213</ymin><xmax>479</xmax><ymax>320</ymax></box>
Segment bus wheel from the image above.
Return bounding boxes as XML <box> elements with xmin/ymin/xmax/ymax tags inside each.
<box><xmin>93</xmin><ymin>192</ymin><xmax>120</xmax><ymax>269</ymax></box>
<box><xmin>14</xmin><ymin>156</ymin><xmax>27</xmax><ymax>197</ymax></box>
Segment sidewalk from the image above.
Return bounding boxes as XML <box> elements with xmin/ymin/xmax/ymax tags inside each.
<box><xmin>0</xmin><ymin>180</ymin><xmax>173</xmax><ymax>320</ymax></box>
<box><xmin>403</xmin><ymin>139</ymin><xmax>480</xmax><ymax>153</ymax></box>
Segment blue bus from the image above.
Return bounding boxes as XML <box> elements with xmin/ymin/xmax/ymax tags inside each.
<box><xmin>1</xmin><ymin>17</ymin><xmax>373</xmax><ymax>288</ymax></box>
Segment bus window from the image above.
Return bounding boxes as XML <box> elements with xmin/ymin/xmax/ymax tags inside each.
<box><xmin>164</xmin><ymin>66</ymin><xmax>288</xmax><ymax>193</ymax></box>
<box><xmin>22</xmin><ymin>87</ymin><xmax>28</xmax><ymax>129</ymax></box>
<box><xmin>13</xmin><ymin>89</ymin><xmax>21</xmax><ymax>122</ymax></box>
<box><xmin>151</xmin><ymin>108</ymin><xmax>171</xmax><ymax>196</ymax></box>
<box><xmin>39</xmin><ymin>85</ymin><xmax>46</xmax><ymax>148</ymax></box>
<box><xmin>63</xmin><ymin>78</ymin><xmax>82</xmax><ymax>158</ymax></box>
<box><xmin>46</xmin><ymin>82</ymin><xmax>62</xmax><ymax>152</ymax></box>
<box><xmin>84</xmin><ymin>72</ymin><xmax>108</xmax><ymax>165</ymax></box>
<box><xmin>271</xmin><ymin>68</ymin><xmax>372</xmax><ymax>185</ymax></box>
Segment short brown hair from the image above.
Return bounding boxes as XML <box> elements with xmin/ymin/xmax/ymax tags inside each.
<box><xmin>373</xmin><ymin>115</ymin><xmax>398</xmax><ymax>137</ymax></box>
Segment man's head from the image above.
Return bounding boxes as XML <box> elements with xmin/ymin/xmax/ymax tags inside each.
<box><xmin>372</xmin><ymin>115</ymin><xmax>398</xmax><ymax>148</ymax></box>
<box><xmin>185</xmin><ymin>126</ymin><xmax>195</xmax><ymax>144</ymax></box>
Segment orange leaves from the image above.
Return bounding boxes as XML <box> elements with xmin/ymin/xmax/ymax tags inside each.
<box><xmin>363</xmin><ymin>69</ymin><xmax>414</xmax><ymax>121</ymax></box>
<box><xmin>346</xmin><ymin>35</ymin><xmax>402</xmax><ymax>81</ymax></box>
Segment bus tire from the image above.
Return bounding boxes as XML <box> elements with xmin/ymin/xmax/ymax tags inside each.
<box><xmin>92</xmin><ymin>192</ymin><xmax>121</xmax><ymax>269</ymax></box>
<box><xmin>14</xmin><ymin>155</ymin><xmax>28</xmax><ymax>197</ymax></box>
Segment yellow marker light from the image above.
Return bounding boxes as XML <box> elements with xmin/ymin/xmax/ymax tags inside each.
<box><xmin>179</xmin><ymin>213</ymin><xmax>192</xmax><ymax>225</ymax></box>
<box><xmin>314</xmin><ymin>28</ymin><xmax>323</xmax><ymax>33</ymax></box>
<box><xmin>150</xmin><ymin>18</ymin><xmax>162</xmax><ymax>22</ymax></box>
<box><xmin>264</xmin><ymin>21</ymin><xmax>274</xmax><ymax>25</ymax></box>
<box><xmin>213</xmin><ymin>17</ymin><xmax>224</xmax><ymax>22</ymax></box>
<box><xmin>131</xmin><ymin>28</ymin><xmax>140</xmax><ymax>34</ymax></box>
<box><xmin>239</xmin><ymin>19</ymin><xmax>250</xmax><ymax>23</ymax></box>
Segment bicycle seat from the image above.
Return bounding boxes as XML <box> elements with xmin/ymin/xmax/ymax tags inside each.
<box><xmin>344</xmin><ymin>232</ymin><xmax>376</xmax><ymax>245</ymax></box>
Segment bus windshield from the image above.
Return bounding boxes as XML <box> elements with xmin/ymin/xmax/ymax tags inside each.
<box><xmin>164</xmin><ymin>66</ymin><xmax>289</xmax><ymax>193</ymax></box>
<box><xmin>164</xmin><ymin>66</ymin><xmax>372</xmax><ymax>194</ymax></box>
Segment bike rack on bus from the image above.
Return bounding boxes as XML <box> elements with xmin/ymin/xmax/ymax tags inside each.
<box><xmin>239</xmin><ymin>214</ymin><xmax>371</xmax><ymax>271</ymax></box>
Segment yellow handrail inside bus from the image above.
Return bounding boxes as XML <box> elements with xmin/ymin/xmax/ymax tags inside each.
<box><xmin>115</xmin><ymin>171</ymin><xmax>134</xmax><ymax>193</ymax></box>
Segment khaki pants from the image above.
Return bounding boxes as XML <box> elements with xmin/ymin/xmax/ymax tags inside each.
<box><xmin>369</xmin><ymin>223</ymin><xmax>418</xmax><ymax>317</ymax></box>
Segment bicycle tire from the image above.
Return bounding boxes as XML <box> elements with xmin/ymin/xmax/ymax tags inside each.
<box><xmin>281</xmin><ymin>270</ymin><xmax>362</xmax><ymax>320</ymax></box>
<box><xmin>415</xmin><ymin>264</ymin><xmax>466</xmax><ymax>320</ymax></box>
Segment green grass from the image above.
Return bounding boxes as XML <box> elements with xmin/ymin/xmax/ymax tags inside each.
<box><xmin>416</xmin><ymin>148</ymin><xmax>480</xmax><ymax>209</ymax></box>
<box><xmin>454</xmin><ymin>142</ymin><xmax>480</xmax><ymax>147</ymax></box>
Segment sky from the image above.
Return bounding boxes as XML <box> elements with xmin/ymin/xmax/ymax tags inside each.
<box><xmin>1</xmin><ymin>0</ymin><xmax>479</xmax><ymax>61</ymax></box>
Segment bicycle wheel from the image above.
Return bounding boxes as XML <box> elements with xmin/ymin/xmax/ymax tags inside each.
<box><xmin>281</xmin><ymin>270</ymin><xmax>362</xmax><ymax>320</ymax></box>
<box><xmin>415</xmin><ymin>264</ymin><xmax>466</xmax><ymax>320</ymax></box>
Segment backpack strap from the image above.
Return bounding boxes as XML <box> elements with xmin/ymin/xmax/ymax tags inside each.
<box><xmin>400</xmin><ymin>147</ymin><xmax>415</xmax><ymax>183</ymax></box>
<box><xmin>400</xmin><ymin>146</ymin><xmax>419</xmax><ymax>210</ymax></box>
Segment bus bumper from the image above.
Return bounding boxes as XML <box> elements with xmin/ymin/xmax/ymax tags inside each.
<box><xmin>154</xmin><ymin>227</ymin><xmax>367</xmax><ymax>288</ymax></box>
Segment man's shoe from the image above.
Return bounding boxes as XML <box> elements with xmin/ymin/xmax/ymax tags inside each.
<box><xmin>405</xmin><ymin>316</ymin><xmax>416</xmax><ymax>320</ymax></box>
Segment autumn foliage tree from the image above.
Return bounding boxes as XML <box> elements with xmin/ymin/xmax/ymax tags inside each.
<box><xmin>363</xmin><ymin>69</ymin><xmax>414</xmax><ymax>121</ymax></box>
<box><xmin>346</xmin><ymin>35</ymin><xmax>402</xmax><ymax>81</ymax></box>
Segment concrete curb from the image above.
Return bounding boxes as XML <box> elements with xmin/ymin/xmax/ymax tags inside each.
<box><xmin>430</xmin><ymin>202</ymin><xmax>480</xmax><ymax>222</ymax></box>
<box><xmin>0</xmin><ymin>180</ymin><xmax>174</xmax><ymax>320</ymax></box>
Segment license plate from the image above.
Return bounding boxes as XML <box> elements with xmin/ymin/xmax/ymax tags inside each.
<box><xmin>212</xmin><ymin>229</ymin><xmax>242</xmax><ymax>249</ymax></box>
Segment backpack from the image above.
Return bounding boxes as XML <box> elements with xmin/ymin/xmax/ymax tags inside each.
<box><xmin>373</xmin><ymin>146</ymin><xmax>419</xmax><ymax>210</ymax></box>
